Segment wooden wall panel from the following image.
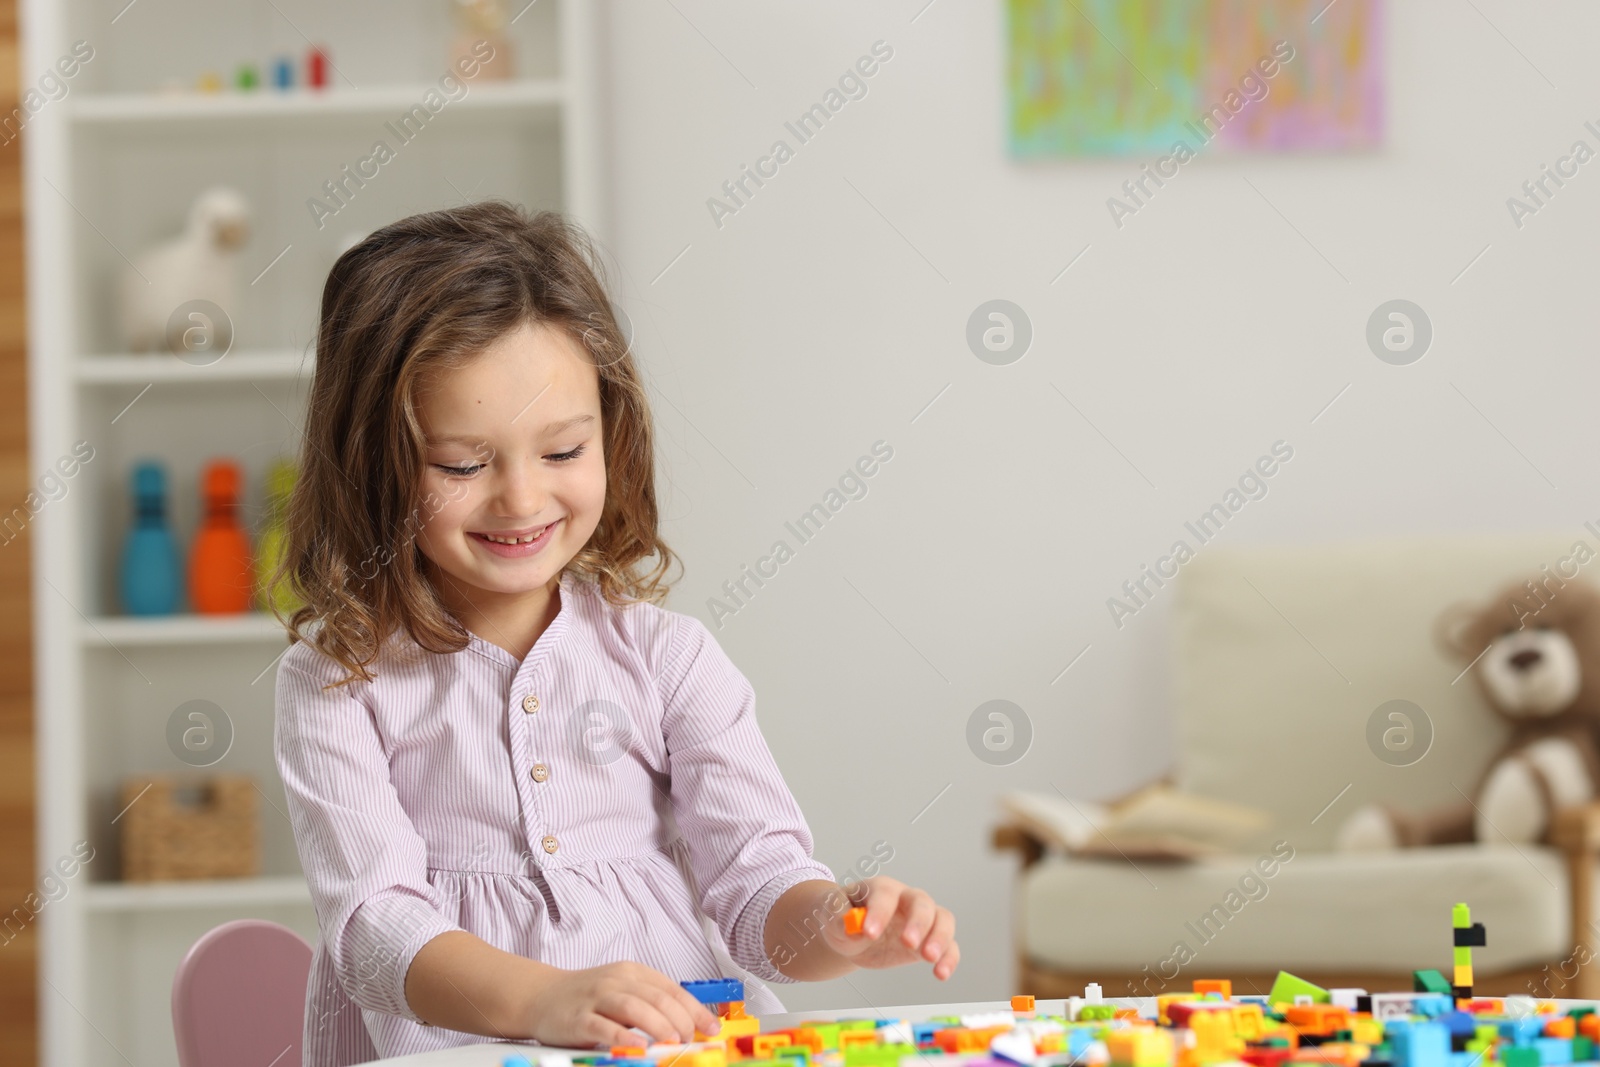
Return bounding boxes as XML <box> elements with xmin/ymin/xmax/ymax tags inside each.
<box><xmin>0</xmin><ymin>0</ymin><xmax>39</xmax><ymax>1061</ymax></box>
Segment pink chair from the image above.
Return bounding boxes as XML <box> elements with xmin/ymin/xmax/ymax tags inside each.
<box><xmin>172</xmin><ymin>919</ymin><xmax>312</xmax><ymax>1067</ymax></box>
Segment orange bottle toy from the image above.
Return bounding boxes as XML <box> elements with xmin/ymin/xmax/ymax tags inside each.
<box><xmin>189</xmin><ymin>460</ymin><xmax>255</xmax><ymax>613</ymax></box>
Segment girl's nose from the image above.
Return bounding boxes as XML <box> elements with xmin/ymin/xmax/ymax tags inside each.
<box><xmin>494</xmin><ymin>460</ymin><xmax>547</xmax><ymax>518</ymax></box>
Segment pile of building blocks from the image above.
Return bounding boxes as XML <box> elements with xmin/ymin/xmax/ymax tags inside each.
<box><xmin>503</xmin><ymin>902</ymin><xmax>1586</xmax><ymax>1067</ymax></box>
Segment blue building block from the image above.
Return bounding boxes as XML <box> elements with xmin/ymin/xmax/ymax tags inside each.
<box><xmin>1387</xmin><ymin>1020</ymin><xmax>1451</xmax><ymax>1067</ymax></box>
<box><xmin>913</xmin><ymin>1022</ymin><xmax>943</xmax><ymax>1046</ymax></box>
<box><xmin>1067</xmin><ymin>1030</ymin><xmax>1096</xmax><ymax>1059</ymax></box>
<box><xmin>681</xmin><ymin>978</ymin><xmax>745</xmax><ymax>1004</ymax></box>
<box><xmin>1500</xmin><ymin>1018</ymin><xmax>1547</xmax><ymax>1047</ymax></box>
<box><xmin>502</xmin><ymin>1058</ymin><xmax>534</xmax><ymax>1067</ymax></box>
<box><xmin>1412</xmin><ymin>994</ymin><xmax>1455</xmax><ymax>1018</ymax></box>
<box><xmin>1439</xmin><ymin>1012</ymin><xmax>1479</xmax><ymax>1038</ymax></box>
<box><xmin>1537</xmin><ymin>1038</ymin><xmax>1576</xmax><ymax>1066</ymax></box>
<box><xmin>1450</xmin><ymin>1053</ymin><xmax>1479</xmax><ymax>1067</ymax></box>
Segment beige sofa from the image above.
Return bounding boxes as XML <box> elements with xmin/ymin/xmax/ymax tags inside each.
<box><xmin>994</xmin><ymin>534</ymin><xmax>1600</xmax><ymax>1001</ymax></box>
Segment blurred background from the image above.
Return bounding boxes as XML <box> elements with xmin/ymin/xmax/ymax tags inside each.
<box><xmin>9</xmin><ymin>0</ymin><xmax>1600</xmax><ymax>1064</ymax></box>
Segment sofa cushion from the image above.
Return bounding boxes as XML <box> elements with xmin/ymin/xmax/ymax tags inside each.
<box><xmin>1020</xmin><ymin>844</ymin><xmax>1570</xmax><ymax>977</ymax></box>
<box><xmin>1171</xmin><ymin>534</ymin><xmax>1587</xmax><ymax>852</ymax></box>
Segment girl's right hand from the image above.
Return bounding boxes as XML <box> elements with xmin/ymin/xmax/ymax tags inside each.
<box><xmin>518</xmin><ymin>960</ymin><xmax>723</xmax><ymax>1048</ymax></box>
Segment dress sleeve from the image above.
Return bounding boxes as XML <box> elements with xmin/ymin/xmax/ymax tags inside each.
<box><xmin>274</xmin><ymin>642</ymin><xmax>465</xmax><ymax>1023</ymax></box>
<box><xmin>656</xmin><ymin>614</ymin><xmax>836</xmax><ymax>984</ymax></box>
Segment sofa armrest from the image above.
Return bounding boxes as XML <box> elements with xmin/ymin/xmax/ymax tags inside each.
<box><xmin>992</xmin><ymin>823</ymin><xmax>1047</xmax><ymax>869</ymax></box>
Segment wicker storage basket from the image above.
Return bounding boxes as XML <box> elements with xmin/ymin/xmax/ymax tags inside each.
<box><xmin>118</xmin><ymin>774</ymin><xmax>259</xmax><ymax>881</ymax></box>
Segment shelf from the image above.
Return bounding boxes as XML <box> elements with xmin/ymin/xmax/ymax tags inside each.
<box><xmin>77</xmin><ymin>349</ymin><xmax>314</xmax><ymax>385</ymax></box>
<box><xmin>71</xmin><ymin>78</ymin><xmax>565</xmax><ymax>124</ymax></box>
<box><xmin>82</xmin><ymin>612</ymin><xmax>290</xmax><ymax>646</ymax></box>
<box><xmin>84</xmin><ymin>875</ymin><xmax>311</xmax><ymax>912</ymax></box>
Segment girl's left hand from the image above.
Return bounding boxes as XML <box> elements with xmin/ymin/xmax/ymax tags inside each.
<box><xmin>823</xmin><ymin>875</ymin><xmax>959</xmax><ymax>980</ymax></box>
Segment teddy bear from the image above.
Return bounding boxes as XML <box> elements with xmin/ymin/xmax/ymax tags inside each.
<box><xmin>1336</xmin><ymin>573</ymin><xmax>1600</xmax><ymax>850</ymax></box>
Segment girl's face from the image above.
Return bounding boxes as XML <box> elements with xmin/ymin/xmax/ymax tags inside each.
<box><xmin>414</xmin><ymin>319</ymin><xmax>606</xmax><ymax>611</ymax></box>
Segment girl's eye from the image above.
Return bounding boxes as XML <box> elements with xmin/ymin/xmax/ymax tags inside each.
<box><xmin>432</xmin><ymin>444</ymin><xmax>584</xmax><ymax>474</ymax></box>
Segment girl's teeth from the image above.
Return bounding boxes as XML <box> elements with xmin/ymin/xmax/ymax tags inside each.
<box><xmin>483</xmin><ymin>526</ymin><xmax>546</xmax><ymax>545</ymax></box>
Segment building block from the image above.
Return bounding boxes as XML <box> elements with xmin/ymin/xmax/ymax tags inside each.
<box><xmin>1535</xmin><ymin>1037</ymin><xmax>1575</xmax><ymax>1065</ymax></box>
<box><xmin>844</xmin><ymin>907</ymin><xmax>866</xmax><ymax>935</ymax></box>
<box><xmin>1387</xmin><ymin>1020</ymin><xmax>1451</xmax><ymax>1067</ymax></box>
<box><xmin>695</xmin><ymin>1017</ymin><xmax>758</xmax><ymax>1043</ymax></box>
<box><xmin>1414</xmin><ymin>970</ymin><xmax>1453</xmax><ymax>996</ymax></box>
<box><xmin>1011</xmin><ymin>995</ymin><xmax>1035</xmax><ymax>1012</ymax></box>
<box><xmin>682</xmin><ymin>979</ymin><xmax>745</xmax><ymax>1005</ymax></box>
<box><xmin>1502</xmin><ymin>1050</ymin><xmax>1541</xmax><ymax>1067</ymax></box>
<box><xmin>1106</xmin><ymin>1027</ymin><xmax>1175</xmax><ymax>1067</ymax></box>
<box><xmin>1268</xmin><ymin>972</ymin><xmax>1330</xmax><ymax>1007</ymax></box>
<box><xmin>1194</xmin><ymin>979</ymin><xmax>1233</xmax><ymax>999</ymax></box>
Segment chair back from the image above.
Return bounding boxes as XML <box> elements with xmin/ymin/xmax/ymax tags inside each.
<box><xmin>172</xmin><ymin>919</ymin><xmax>311</xmax><ymax>1067</ymax></box>
<box><xmin>1172</xmin><ymin>532</ymin><xmax>1584</xmax><ymax>850</ymax></box>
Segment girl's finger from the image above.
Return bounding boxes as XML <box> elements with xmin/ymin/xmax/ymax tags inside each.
<box><xmin>580</xmin><ymin>1013</ymin><xmax>646</xmax><ymax>1049</ymax></box>
<box><xmin>603</xmin><ymin>993</ymin><xmax>688</xmax><ymax>1045</ymax></box>
<box><xmin>898</xmin><ymin>890</ymin><xmax>938</xmax><ymax>949</ymax></box>
<box><xmin>642</xmin><ymin>985</ymin><xmax>705</xmax><ymax>1045</ymax></box>
<box><xmin>860</xmin><ymin>878</ymin><xmax>903</xmax><ymax>939</ymax></box>
<box><xmin>932</xmin><ymin>937</ymin><xmax>961</xmax><ymax>980</ymax></box>
<box><xmin>921</xmin><ymin>906</ymin><xmax>956</xmax><ymax>961</ymax></box>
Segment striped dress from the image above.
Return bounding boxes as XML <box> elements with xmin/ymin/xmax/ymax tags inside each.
<box><xmin>274</xmin><ymin>568</ymin><xmax>835</xmax><ymax>1066</ymax></box>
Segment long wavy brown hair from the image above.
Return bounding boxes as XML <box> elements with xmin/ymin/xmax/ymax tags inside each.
<box><xmin>271</xmin><ymin>200</ymin><xmax>680</xmax><ymax>686</ymax></box>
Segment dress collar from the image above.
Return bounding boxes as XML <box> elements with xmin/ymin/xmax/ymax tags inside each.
<box><xmin>460</xmin><ymin>568</ymin><xmax>578</xmax><ymax>671</ymax></box>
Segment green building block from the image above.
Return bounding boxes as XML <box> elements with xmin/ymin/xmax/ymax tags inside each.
<box><xmin>836</xmin><ymin>1020</ymin><xmax>878</xmax><ymax>1032</ymax></box>
<box><xmin>1079</xmin><ymin>1004</ymin><xmax>1116</xmax><ymax>1021</ymax></box>
<box><xmin>1502</xmin><ymin>1048</ymin><xmax>1540</xmax><ymax>1067</ymax></box>
<box><xmin>1453</xmin><ymin>946</ymin><xmax>1473</xmax><ymax>968</ymax></box>
<box><xmin>1453</xmin><ymin>903</ymin><xmax>1471</xmax><ymax>928</ymax></box>
<box><xmin>1413</xmin><ymin>969</ymin><xmax>1453</xmax><ymax>995</ymax></box>
<box><xmin>1575</xmin><ymin>1036</ymin><xmax>1594</xmax><ymax>1062</ymax></box>
<box><xmin>844</xmin><ymin>1044</ymin><xmax>916</xmax><ymax>1067</ymax></box>
<box><xmin>1268</xmin><ymin>971</ymin><xmax>1331</xmax><ymax>1006</ymax></box>
<box><xmin>777</xmin><ymin>1048</ymin><xmax>810</xmax><ymax>1064</ymax></box>
<box><xmin>799</xmin><ymin>1023</ymin><xmax>841</xmax><ymax>1049</ymax></box>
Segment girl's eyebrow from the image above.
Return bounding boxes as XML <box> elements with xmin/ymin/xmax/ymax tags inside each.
<box><xmin>428</xmin><ymin>414</ymin><xmax>596</xmax><ymax>446</ymax></box>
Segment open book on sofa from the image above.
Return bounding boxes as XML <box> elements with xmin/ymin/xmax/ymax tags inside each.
<box><xmin>999</xmin><ymin>783</ymin><xmax>1270</xmax><ymax>860</ymax></box>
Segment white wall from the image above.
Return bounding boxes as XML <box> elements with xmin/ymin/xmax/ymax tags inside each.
<box><xmin>604</xmin><ymin>0</ymin><xmax>1600</xmax><ymax>1011</ymax></box>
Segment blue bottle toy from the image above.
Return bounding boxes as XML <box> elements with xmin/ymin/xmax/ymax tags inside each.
<box><xmin>121</xmin><ymin>461</ymin><xmax>182</xmax><ymax>615</ymax></box>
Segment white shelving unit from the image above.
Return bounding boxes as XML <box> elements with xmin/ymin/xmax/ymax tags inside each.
<box><xmin>24</xmin><ymin>2</ymin><xmax>608</xmax><ymax>1064</ymax></box>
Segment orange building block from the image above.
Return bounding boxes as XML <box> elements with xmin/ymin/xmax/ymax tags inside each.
<box><xmin>844</xmin><ymin>907</ymin><xmax>866</xmax><ymax>935</ymax></box>
<box><xmin>1012</xmin><ymin>994</ymin><xmax>1036</xmax><ymax>1012</ymax></box>
<box><xmin>1194</xmin><ymin>979</ymin><xmax>1233</xmax><ymax>999</ymax></box>
<box><xmin>1286</xmin><ymin>1005</ymin><xmax>1351</xmax><ymax>1037</ymax></box>
<box><xmin>1545</xmin><ymin>1016</ymin><xmax>1577</xmax><ymax>1039</ymax></box>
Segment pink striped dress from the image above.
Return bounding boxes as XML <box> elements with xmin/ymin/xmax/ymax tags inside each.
<box><xmin>274</xmin><ymin>568</ymin><xmax>835</xmax><ymax>1066</ymax></box>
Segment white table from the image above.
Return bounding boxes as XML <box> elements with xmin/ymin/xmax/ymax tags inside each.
<box><xmin>360</xmin><ymin>1001</ymin><xmax>1043</xmax><ymax>1066</ymax></box>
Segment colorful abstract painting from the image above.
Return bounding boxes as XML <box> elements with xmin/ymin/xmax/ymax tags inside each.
<box><xmin>1007</xmin><ymin>0</ymin><xmax>1384</xmax><ymax>156</ymax></box>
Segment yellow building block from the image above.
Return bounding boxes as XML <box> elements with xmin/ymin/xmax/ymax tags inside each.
<box><xmin>1158</xmin><ymin>994</ymin><xmax>1200</xmax><ymax>1024</ymax></box>
<box><xmin>1352</xmin><ymin>1018</ymin><xmax>1385</xmax><ymax>1045</ymax></box>
<box><xmin>1231</xmin><ymin>1004</ymin><xmax>1267</xmax><ymax>1042</ymax></box>
<box><xmin>1106</xmin><ymin>1028</ymin><xmax>1175</xmax><ymax>1067</ymax></box>
<box><xmin>1454</xmin><ymin>965</ymin><xmax>1473</xmax><ymax>986</ymax></box>
<box><xmin>696</xmin><ymin>1017</ymin><xmax>759</xmax><ymax>1043</ymax></box>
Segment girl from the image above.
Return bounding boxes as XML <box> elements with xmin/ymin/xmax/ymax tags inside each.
<box><xmin>272</xmin><ymin>201</ymin><xmax>959</xmax><ymax>1066</ymax></box>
